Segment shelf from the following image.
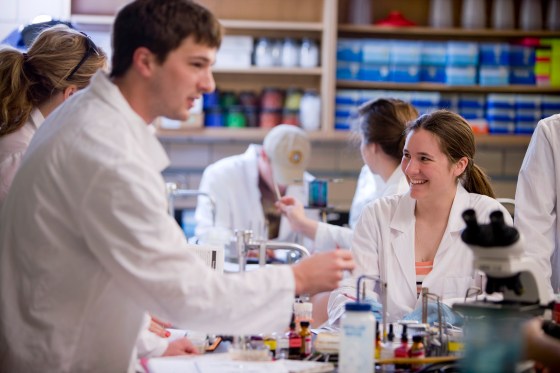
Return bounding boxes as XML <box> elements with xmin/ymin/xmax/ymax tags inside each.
<box><xmin>338</xmin><ymin>25</ymin><xmax>560</xmax><ymax>40</ymax></box>
<box><xmin>71</xmin><ymin>14</ymin><xmax>114</xmax><ymax>25</ymax></box>
<box><xmin>213</xmin><ymin>67</ymin><xmax>323</xmax><ymax>75</ymax></box>
<box><xmin>221</xmin><ymin>19</ymin><xmax>323</xmax><ymax>32</ymax></box>
<box><xmin>336</xmin><ymin>80</ymin><xmax>560</xmax><ymax>94</ymax></box>
<box><xmin>156</xmin><ymin>127</ymin><xmax>530</xmax><ymax>146</ymax></box>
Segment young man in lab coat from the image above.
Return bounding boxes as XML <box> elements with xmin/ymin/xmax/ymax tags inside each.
<box><xmin>515</xmin><ymin>113</ymin><xmax>560</xmax><ymax>297</ymax></box>
<box><xmin>0</xmin><ymin>1</ymin><xmax>354</xmax><ymax>371</ymax></box>
<box><xmin>195</xmin><ymin>124</ymin><xmax>319</xmax><ymax>254</ymax></box>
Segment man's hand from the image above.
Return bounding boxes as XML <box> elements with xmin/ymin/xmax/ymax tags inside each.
<box><xmin>292</xmin><ymin>250</ymin><xmax>354</xmax><ymax>295</ymax></box>
<box><xmin>162</xmin><ymin>338</ymin><xmax>199</xmax><ymax>357</ymax></box>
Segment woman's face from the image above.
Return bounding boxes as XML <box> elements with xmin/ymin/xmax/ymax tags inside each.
<box><xmin>401</xmin><ymin>128</ymin><xmax>465</xmax><ymax>201</ymax></box>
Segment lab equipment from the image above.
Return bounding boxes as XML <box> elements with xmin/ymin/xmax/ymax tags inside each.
<box><xmin>234</xmin><ymin>230</ymin><xmax>310</xmax><ymax>272</ymax></box>
<box><xmin>409</xmin><ymin>335</ymin><xmax>426</xmax><ymax>371</ymax></box>
<box><xmin>165</xmin><ymin>182</ymin><xmax>216</xmax><ymax>226</ymax></box>
<box><xmin>300</xmin><ymin>321</ymin><xmax>312</xmax><ymax>358</ymax></box>
<box><xmin>308</xmin><ymin>179</ymin><xmax>328</xmax><ymax>208</ymax></box>
<box><xmin>403</xmin><ymin>300</ymin><xmax>463</xmax><ymax>326</ymax></box>
<box><xmin>287</xmin><ymin>318</ymin><xmax>302</xmax><ymax>359</ymax></box>
<box><xmin>454</xmin><ymin>209</ymin><xmax>554</xmax><ymax>373</ymax></box>
<box><xmin>339</xmin><ymin>302</ymin><xmax>375</xmax><ymax>373</ymax></box>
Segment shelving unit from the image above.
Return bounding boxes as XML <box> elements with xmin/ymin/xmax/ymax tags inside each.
<box><xmin>69</xmin><ymin>0</ymin><xmax>559</xmax><ymax>145</ymax></box>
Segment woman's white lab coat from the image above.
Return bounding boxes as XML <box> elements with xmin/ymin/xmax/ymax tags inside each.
<box><xmin>313</xmin><ymin>166</ymin><xmax>409</xmax><ymax>250</ymax></box>
<box><xmin>328</xmin><ymin>184</ymin><xmax>512</xmax><ymax>323</ymax></box>
<box><xmin>515</xmin><ymin>114</ymin><xmax>560</xmax><ymax>296</ymax></box>
<box><xmin>195</xmin><ymin>145</ymin><xmax>317</xmax><ymax>249</ymax></box>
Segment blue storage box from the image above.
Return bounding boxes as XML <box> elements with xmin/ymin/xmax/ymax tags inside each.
<box><xmin>479</xmin><ymin>66</ymin><xmax>509</xmax><ymax>86</ymax></box>
<box><xmin>389</xmin><ymin>65</ymin><xmax>420</xmax><ymax>83</ymax></box>
<box><xmin>541</xmin><ymin>95</ymin><xmax>560</xmax><ymax>111</ymax></box>
<box><xmin>510</xmin><ymin>67</ymin><xmax>536</xmax><ymax>85</ymax></box>
<box><xmin>335</xmin><ymin>104</ymin><xmax>358</xmax><ymax>118</ymax></box>
<box><xmin>420</xmin><ymin>65</ymin><xmax>446</xmax><ymax>83</ymax></box>
<box><xmin>362</xmin><ymin>40</ymin><xmax>391</xmax><ymax>64</ymax></box>
<box><xmin>515</xmin><ymin>120</ymin><xmax>537</xmax><ymax>134</ymax></box>
<box><xmin>358</xmin><ymin>64</ymin><xmax>390</xmax><ymax>82</ymax></box>
<box><xmin>412</xmin><ymin>92</ymin><xmax>441</xmax><ymax>115</ymax></box>
<box><xmin>460</xmin><ymin>107</ymin><xmax>486</xmax><ymax>120</ymax></box>
<box><xmin>390</xmin><ymin>41</ymin><xmax>421</xmax><ymax>65</ymax></box>
<box><xmin>487</xmin><ymin>93</ymin><xmax>516</xmax><ymax>109</ymax></box>
<box><xmin>487</xmin><ymin>108</ymin><xmax>516</xmax><ymax>121</ymax></box>
<box><xmin>421</xmin><ymin>42</ymin><xmax>447</xmax><ymax>66</ymax></box>
<box><xmin>479</xmin><ymin>43</ymin><xmax>510</xmax><ymax>66</ymax></box>
<box><xmin>337</xmin><ymin>39</ymin><xmax>362</xmax><ymax>62</ymax></box>
<box><xmin>336</xmin><ymin>61</ymin><xmax>360</xmax><ymax>80</ymax></box>
<box><xmin>335</xmin><ymin>115</ymin><xmax>355</xmax><ymax>130</ymax></box>
<box><xmin>447</xmin><ymin>42</ymin><xmax>479</xmax><ymax>66</ymax></box>
<box><xmin>439</xmin><ymin>93</ymin><xmax>459</xmax><ymax>112</ymax></box>
<box><xmin>509</xmin><ymin>45</ymin><xmax>536</xmax><ymax>67</ymax></box>
<box><xmin>516</xmin><ymin>94</ymin><xmax>541</xmax><ymax>110</ymax></box>
<box><xmin>488</xmin><ymin>119</ymin><xmax>515</xmax><ymax>134</ymax></box>
<box><xmin>335</xmin><ymin>90</ymin><xmax>361</xmax><ymax>105</ymax></box>
<box><xmin>459</xmin><ymin>94</ymin><xmax>486</xmax><ymax>109</ymax></box>
<box><xmin>446</xmin><ymin>66</ymin><xmax>477</xmax><ymax>85</ymax></box>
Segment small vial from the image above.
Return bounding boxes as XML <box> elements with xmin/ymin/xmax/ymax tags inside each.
<box><xmin>300</xmin><ymin>321</ymin><xmax>312</xmax><ymax>358</ymax></box>
<box><xmin>287</xmin><ymin>319</ymin><xmax>301</xmax><ymax>359</ymax></box>
<box><xmin>264</xmin><ymin>334</ymin><xmax>277</xmax><ymax>359</ymax></box>
<box><xmin>409</xmin><ymin>335</ymin><xmax>425</xmax><ymax>371</ymax></box>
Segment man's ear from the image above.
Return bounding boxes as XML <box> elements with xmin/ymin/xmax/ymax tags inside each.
<box><xmin>132</xmin><ymin>47</ymin><xmax>157</xmax><ymax>77</ymax></box>
<box><xmin>62</xmin><ymin>85</ymin><xmax>78</xmax><ymax>100</ymax></box>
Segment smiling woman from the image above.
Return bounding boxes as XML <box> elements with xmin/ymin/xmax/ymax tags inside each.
<box><xmin>328</xmin><ymin>109</ymin><xmax>511</xmax><ymax>325</ymax></box>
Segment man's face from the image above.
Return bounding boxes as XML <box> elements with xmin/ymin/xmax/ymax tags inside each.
<box><xmin>150</xmin><ymin>36</ymin><xmax>216</xmax><ymax>121</ymax></box>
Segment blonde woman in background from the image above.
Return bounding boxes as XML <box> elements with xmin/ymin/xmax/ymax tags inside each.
<box><xmin>0</xmin><ymin>24</ymin><xmax>106</xmax><ymax>206</ymax></box>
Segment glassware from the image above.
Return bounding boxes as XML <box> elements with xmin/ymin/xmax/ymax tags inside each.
<box><xmin>299</xmin><ymin>38</ymin><xmax>319</xmax><ymax>68</ymax></box>
<box><xmin>491</xmin><ymin>0</ymin><xmax>514</xmax><ymax>29</ymax></box>
<box><xmin>348</xmin><ymin>0</ymin><xmax>372</xmax><ymax>25</ymax></box>
<box><xmin>461</xmin><ymin>0</ymin><xmax>487</xmax><ymax>29</ymax></box>
<box><xmin>429</xmin><ymin>0</ymin><xmax>453</xmax><ymax>28</ymax></box>
<box><xmin>547</xmin><ymin>0</ymin><xmax>560</xmax><ymax>31</ymax></box>
<box><xmin>520</xmin><ymin>0</ymin><xmax>543</xmax><ymax>31</ymax></box>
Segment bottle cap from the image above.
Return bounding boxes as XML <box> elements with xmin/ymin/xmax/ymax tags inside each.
<box><xmin>345</xmin><ymin>302</ymin><xmax>372</xmax><ymax>312</ymax></box>
<box><xmin>412</xmin><ymin>335</ymin><xmax>423</xmax><ymax>343</ymax></box>
<box><xmin>300</xmin><ymin>321</ymin><xmax>310</xmax><ymax>328</ymax></box>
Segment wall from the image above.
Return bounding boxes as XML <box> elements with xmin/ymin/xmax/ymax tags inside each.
<box><xmin>0</xmin><ymin>0</ymin><xmax>69</xmax><ymax>41</ymax></box>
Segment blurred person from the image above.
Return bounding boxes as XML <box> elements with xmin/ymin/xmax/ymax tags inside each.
<box><xmin>276</xmin><ymin>98</ymin><xmax>417</xmax><ymax>251</ymax></box>
<box><xmin>0</xmin><ymin>25</ymin><xmax>106</xmax><ymax>206</ymax></box>
<box><xmin>515</xmin><ymin>114</ymin><xmax>560</xmax><ymax>297</ymax></box>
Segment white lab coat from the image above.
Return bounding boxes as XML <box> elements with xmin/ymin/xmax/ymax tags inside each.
<box><xmin>0</xmin><ymin>72</ymin><xmax>295</xmax><ymax>373</ymax></box>
<box><xmin>349</xmin><ymin>165</ymin><xmax>382</xmax><ymax>229</ymax></box>
<box><xmin>328</xmin><ymin>185</ymin><xmax>512</xmax><ymax>323</ymax></box>
<box><xmin>314</xmin><ymin>166</ymin><xmax>409</xmax><ymax>250</ymax></box>
<box><xmin>195</xmin><ymin>145</ymin><xmax>318</xmax><ymax>250</ymax></box>
<box><xmin>0</xmin><ymin>107</ymin><xmax>44</xmax><ymax>207</ymax></box>
<box><xmin>515</xmin><ymin>114</ymin><xmax>560</xmax><ymax>296</ymax></box>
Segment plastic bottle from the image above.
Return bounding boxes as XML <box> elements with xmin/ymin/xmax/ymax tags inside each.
<box><xmin>348</xmin><ymin>0</ymin><xmax>372</xmax><ymax>25</ymax></box>
<box><xmin>299</xmin><ymin>38</ymin><xmax>319</xmax><ymax>68</ymax></box>
<box><xmin>264</xmin><ymin>334</ymin><xmax>277</xmax><ymax>359</ymax></box>
<box><xmin>277</xmin><ymin>334</ymin><xmax>289</xmax><ymax>360</ymax></box>
<box><xmin>287</xmin><ymin>319</ymin><xmax>302</xmax><ymax>359</ymax></box>
<box><xmin>409</xmin><ymin>335</ymin><xmax>426</xmax><ymax>371</ymax></box>
<box><xmin>429</xmin><ymin>0</ymin><xmax>453</xmax><ymax>28</ymax></box>
<box><xmin>375</xmin><ymin>324</ymin><xmax>382</xmax><ymax>360</ymax></box>
<box><xmin>300</xmin><ymin>321</ymin><xmax>312</xmax><ymax>358</ymax></box>
<box><xmin>394</xmin><ymin>324</ymin><xmax>410</xmax><ymax>371</ymax></box>
<box><xmin>299</xmin><ymin>90</ymin><xmax>321</xmax><ymax>131</ymax></box>
<box><xmin>380</xmin><ymin>324</ymin><xmax>395</xmax><ymax>373</ymax></box>
<box><xmin>520</xmin><ymin>0</ymin><xmax>543</xmax><ymax>31</ymax></box>
<box><xmin>547</xmin><ymin>0</ymin><xmax>560</xmax><ymax>31</ymax></box>
<box><xmin>461</xmin><ymin>0</ymin><xmax>486</xmax><ymax>29</ymax></box>
<box><xmin>339</xmin><ymin>302</ymin><xmax>375</xmax><ymax>373</ymax></box>
<box><xmin>281</xmin><ymin>38</ymin><xmax>299</xmax><ymax>67</ymax></box>
<box><xmin>491</xmin><ymin>0</ymin><xmax>514</xmax><ymax>29</ymax></box>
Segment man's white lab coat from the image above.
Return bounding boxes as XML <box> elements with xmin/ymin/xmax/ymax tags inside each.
<box><xmin>328</xmin><ymin>185</ymin><xmax>512</xmax><ymax>323</ymax></box>
<box><xmin>195</xmin><ymin>145</ymin><xmax>318</xmax><ymax>250</ymax></box>
<box><xmin>515</xmin><ymin>114</ymin><xmax>560</xmax><ymax>296</ymax></box>
<box><xmin>0</xmin><ymin>72</ymin><xmax>295</xmax><ymax>373</ymax></box>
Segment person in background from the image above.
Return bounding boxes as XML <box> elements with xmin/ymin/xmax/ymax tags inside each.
<box><xmin>195</xmin><ymin>124</ymin><xmax>320</xmax><ymax>252</ymax></box>
<box><xmin>0</xmin><ymin>25</ymin><xmax>106</xmax><ymax>206</ymax></box>
<box><xmin>328</xmin><ymin>110</ymin><xmax>511</xmax><ymax>324</ymax></box>
<box><xmin>0</xmin><ymin>0</ymin><xmax>354</xmax><ymax>371</ymax></box>
<box><xmin>276</xmin><ymin>98</ymin><xmax>417</xmax><ymax>251</ymax></box>
<box><xmin>515</xmin><ymin>114</ymin><xmax>560</xmax><ymax>297</ymax></box>
<box><xmin>523</xmin><ymin>317</ymin><xmax>560</xmax><ymax>372</ymax></box>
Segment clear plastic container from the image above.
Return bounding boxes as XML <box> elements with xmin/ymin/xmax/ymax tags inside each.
<box><xmin>491</xmin><ymin>0</ymin><xmax>514</xmax><ymax>29</ymax></box>
<box><xmin>547</xmin><ymin>0</ymin><xmax>560</xmax><ymax>31</ymax></box>
<box><xmin>299</xmin><ymin>38</ymin><xmax>319</xmax><ymax>68</ymax></box>
<box><xmin>339</xmin><ymin>303</ymin><xmax>375</xmax><ymax>373</ymax></box>
<box><xmin>461</xmin><ymin>0</ymin><xmax>487</xmax><ymax>29</ymax></box>
<box><xmin>520</xmin><ymin>0</ymin><xmax>543</xmax><ymax>31</ymax></box>
<box><xmin>429</xmin><ymin>0</ymin><xmax>453</xmax><ymax>28</ymax></box>
<box><xmin>348</xmin><ymin>0</ymin><xmax>372</xmax><ymax>25</ymax></box>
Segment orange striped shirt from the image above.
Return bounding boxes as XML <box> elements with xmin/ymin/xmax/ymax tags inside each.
<box><xmin>416</xmin><ymin>260</ymin><xmax>434</xmax><ymax>297</ymax></box>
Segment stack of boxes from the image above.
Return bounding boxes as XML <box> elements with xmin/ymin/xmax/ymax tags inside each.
<box><xmin>446</xmin><ymin>42</ymin><xmax>478</xmax><ymax>85</ymax></box>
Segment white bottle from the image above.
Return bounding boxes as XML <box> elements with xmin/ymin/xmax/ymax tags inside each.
<box><xmin>520</xmin><ymin>0</ymin><xmax>543</xmax><ymax>31</ymax></box>
<box><xmin>339</xmin><ymin>303</ymin><xmax>375</xmax><ymax>373</ymax></box>
<box><xmin>461</xmin><ymin>0</ymin><xmax>487</xmax><ymax>29</ymax></box>
<box><xmin>547</xmin><ymin>0</ymin><xmax>560</xmax><ymax>31</ymax></box>
<box><xmin>429</xmin><ymin>0</ymin><xmax>453</xmax><ymax>28</ymax></box>
<box><xmin>492</xmin><ymin>0</ymin><xmax>515</xmax><ymax>29</ymax></box>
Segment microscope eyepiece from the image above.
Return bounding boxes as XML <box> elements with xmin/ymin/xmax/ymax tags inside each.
<box><xmin>461</xmin><ymin>209</ymin><xmax>519</xmax><ymax>247</ymax></box>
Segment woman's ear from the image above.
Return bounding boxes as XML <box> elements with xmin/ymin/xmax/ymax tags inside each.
<box><xmin>62</xmin><ymin>85</ymin><xmax>78</xmax><ymax>101</ymax></box>
<box><xmin>454</xmin><ymin>156</ymin><xmax>469</xmax><ymax>177</ymax></box>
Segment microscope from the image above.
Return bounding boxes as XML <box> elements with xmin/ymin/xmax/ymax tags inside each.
<box><xmin>454</xmin><ymin>209</ymin><xmax>553</xmax><ymax>315</ymax></box>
